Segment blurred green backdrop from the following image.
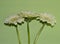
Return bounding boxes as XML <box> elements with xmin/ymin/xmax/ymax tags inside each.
<box><xmin>0</xmin><ymin>0</ymin><xmax>60</xmax><ymax>44</ymax></box>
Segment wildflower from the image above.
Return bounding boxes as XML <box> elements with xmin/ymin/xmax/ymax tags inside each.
<box><xmin>20</xmin><ymin>11</ymin><xmax>38</xmax><ymax>18</ymax></box>
<box><xmin>4</xmin><ymin>14</ymin><xmax>24</xmax><ymax>26</ymax></box>
<box><xmin>18</xmin><ymin>11</ymin><xmax>39</xmax><ymax>22</ymax></box>
<box><xmin>36</xmin><ymin>13</ymin><xmax>56</xmax><ymax>27</ymax></box>
<box><xmin>4</xmin><ymin>14</ymin><xmax>22</xmax><ymax>44</ymax></box>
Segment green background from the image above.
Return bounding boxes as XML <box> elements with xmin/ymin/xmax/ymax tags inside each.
<box><xmin>0</xmin><ymin>0</ymin><xmax>60</xmax><ymax>44</ymax></box>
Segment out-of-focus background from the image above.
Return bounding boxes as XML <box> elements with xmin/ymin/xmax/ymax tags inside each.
<box><xmin>0</xmin><ymin>0</ymin><xmax>60</xmax><ymax>44</ymax></box>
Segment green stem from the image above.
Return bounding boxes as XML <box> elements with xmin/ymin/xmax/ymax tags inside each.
<box><xmin>16</xmin><ymin>25</ymin><xmax>21</xmax><ymax>44</ymax></box>
<box><xmin>33</xmin><ymin>24</ymin><xmax>45</xmax><ymax>44</ymax></box>
<box><xmin>27</xmin><ymin>21</ymin><xmax>30</xmax><ymax>44</ymax></box>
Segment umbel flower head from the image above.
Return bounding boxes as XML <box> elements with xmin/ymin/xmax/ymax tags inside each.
<box><xmin>19</xmin><ymin>11</ymin><xmax>38</xmax><ymax>22</ymax></box>
<box><xmin>4</xmin><ymin>14</ymin><xmax>24</xmax><ymax>26</ymax></box>
<box><xmin>36</xmin><ymin>13</ymin><xmax>56</xmax><ymax>27</ymax></box>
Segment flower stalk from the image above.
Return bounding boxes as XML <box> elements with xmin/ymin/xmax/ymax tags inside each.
<box><xmin>15</xmin><ymin>25</ymin><xmax>21</xmax><ymax>44</ymax></box>
<box><xmin>34</xmin><ymin>23</ymin><xmax>45</xmax><ymax>44</ymax></box>
<box><xmin>27</xmin><ymin>20</ymin><xmax>30</xmax><ymax>44</ymax></box>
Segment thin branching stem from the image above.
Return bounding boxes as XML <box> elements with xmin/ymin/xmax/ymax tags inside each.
<box><xmin>27</xmin><ymin>21</ymin><xmax>30</xmax><ymax>44</ymax></box>
<box><xmin>33</xmin><ymin>24</ymin><xmax>45</xmax><ymax>44</ymax></box>
<box><xmin>16</xmin><ymin>25</ymin><xmax>21</xmax><ymax>44</ymax></box>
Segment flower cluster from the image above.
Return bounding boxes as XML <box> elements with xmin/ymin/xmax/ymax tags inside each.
<box><xmin>36</xmin><ymin>13</ymin><xmax>56</xmax><ymax>27</ymax></box>
<box><xmin>18</xmin><ymin>11</ymin><xmax>39</xmax><ymax>22</ymax></box>
<box><xmin>4</xmin><ymin>14</ymin><xmax>24</xmax><ymax>26</ymax></box>
<box><xmin>4</xmin><ymin>11</ymin><xmax>56</xmax><ymax>27</ymax></box>
<box><xmin>19</xmin><ymin>11</ymin><xmax>38</xmax><ymax>18</ymax></box>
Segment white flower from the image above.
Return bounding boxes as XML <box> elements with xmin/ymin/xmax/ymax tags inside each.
<box><xmin>19</xmin><ymin>11</ymin><xmax>38</xmax><ymax>18</ymax></box>
<box><xmin>4</xmin><ymin>15</ymin><xmax>24</xmax><ymax>25</ymax></box>
<box><xmin>36</xmin><ymin>13</ymin><xmax>56</xmax><ymax>26</ymax></box>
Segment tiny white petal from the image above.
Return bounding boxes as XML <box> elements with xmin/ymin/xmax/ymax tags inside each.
<box><xmin>14</xmin><ymin>22</ymin><xmax>17</xmax><ymax>25</ymax></box>
<box><xmin>17</xmin><ymin>18</ymin><xmax>24</xmax><ymax>23</ymax></box>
